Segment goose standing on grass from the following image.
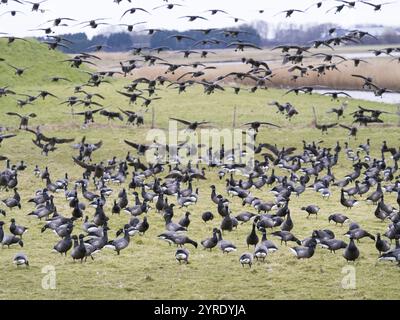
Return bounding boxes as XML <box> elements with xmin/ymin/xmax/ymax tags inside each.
<box><xmin>289</xmin><ymin>239</ymin><xmax>317</xmax><ymax>259</ymax></box>
<box><xmin>320</xmin><ymin>239</ymin><xmax>347</xmax><ymax>253</ymax></box>
<box><xmin>178</xmin><ymin>212</ymin><xmax>191</xmax><ymax>229</ymax></box>
<box><xmin>375</xmin><ymin>233</ymin><xmax>391</xmax><ymax>256</ymax></box>
<box><xmin>13</xmin><ymin>253</ymin><xmax>29</xmax><ymax>267</ymax></box>
<box><xmin>259</xmin><ymin>228</ymin><xmax>278</xmax><ymax>253</ymax></box>
<box><xmin>217</xmin><ymin>229</ymin><xmax>237</xmax><ymax>254</ymax></box>
<box><xmin>175</xmin><ymin>248</ymin><xmax>190</xmax><ymax>264</ymax></box>
<box><xmin>254</xmin><ymin>243</ymin><xmax>268</xmax><ymax>262</ymax></box>
<box><xmin>301</xmin><ymin>205</ymin><xmax>320</xmax><ymax>219</ymax></box>
<box><xmin>343</xmin><ymin>237</ymin><xmax>360</xmax><ymax>262</ymax></box>
<box><xmin>202</xmin><ymin>211</ymin><xmax>214</xmax><ymax>223</ymax></box>
<box><xmin>378</xmin><ymin>240</ymin><xmax>400</xmax><ymax>264</ymax></box>
<box><xmin>53</xmin><ymin>234</ymin><xmax>73</xmax><ymax>256</ymax></box>
<box><xmin>246</xmin><ymin>222</ymin><xmax>259</xmax><ymax>248</ymax></box>
<box><xmin>328</xmin><ymin>213</ymin><xmax>349</xmax><ymax>226</ymax></box>
<box><xmin>271</xmin><ymin>230</ymin><xmax>301</xmax><ymax>246</ymax></box>
<box><xmin>281</xmin><ymin>211</ymin><xmax>293</xmax><ymax>231</ymax></box>
<box><xmin>344</xmin><ymin>228</ymin><xmax>375</xmax><ymax>242</ymax></box>
<box><xmin>239</xmin><ymin>253</ymin><xmax>254</xmax><ymax>268</ymax></box>
<box><xmin>201</xmin><ymin>228</ymin><xmax>219</xmax><ymax>251</ymax></box>
<box><xmin>164</xmin><ymin>211</ymin><xmax>187</xmax><ymax>232</ymax></box>
<box><xmin>71</xmin><ymin>234</ymin><xmax>86</xmax><ymax>263</ymax></box>
<box><xmin>105</xmin><ymin>225</ymin><xmax>130</xmax><ymax>255</ymax></box>
<box><xmin>340</xmin><ymin>189</ymin><xmax>358</xmax><ymax>209</ymax></box>
<box><xmin>172</xmin><ymin>234</ymin><xmax>198</xmax><ymax>248</ymax></box>
<box><xmin>9</xmin><ymin>218</ymin><xmax>28</xmax><ymax>238</ymax></box>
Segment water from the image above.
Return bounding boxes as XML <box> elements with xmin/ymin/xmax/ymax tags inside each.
<box><xmin>314</xmin><ymin>89</ymin><xmax>400</xmax><ymax>105</ymax></box>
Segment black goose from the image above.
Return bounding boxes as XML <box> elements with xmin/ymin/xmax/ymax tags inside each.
<box><xmin>254</xmin><ymin>244</ymin><xmax>268</xmax><ymax>261</ymax></box>
<box><xmin>175</xmin><ymin>248</ymin><xmax>190</xmax><ymax>264</ymax></box>
<box><xmin>9</xmin><ymin>218</ymin><xmax>28</xmax><ymax>238</ymax></box>
<box><xmin>235</xmin><ymin>212</ymin><xmax>256</xmax><ymax>223</ymax></box>
<box><xmin>71</xmin><ymin>234</ymin><xmax>86</xmax><ymax>263</ymax></box>
<box><xmin>85</xmin><ymin>225</ymin><xmax>110</xmax><ymax>250</ymax></box>
<box><xmin>13</xmin><ymin>253</ymin><xmax>29</xmax><ymax>267</ymax></box>
<box><xmin>202</xmin><ymin>211</ymin><xmax>214</xmax><ymax>223</ymax></box>
<box><xmin>239</xmin><ymin>253</ymin><xmax>254</xmax><ymax>268</ymax></box>
<box><xmin>378</xmin><ymin>240</ymin><xmax>400</xmax><ymax>263</ymax></box>
<box><xmin>201</xmin><ymin>228</ymin><xmax>219</xmax><ymax>251</ymax></box>
<box><xmin>172</xmin><ymin>234</ymin><xmax>198</xmax><ymax>248</ymax></box>
<box><xmin>366</xmin><ymin>182</ymin><xmax>383</xmax><ymax>204</ymax></box>
<box><xmin>289</xmin><ymin>239</ymin><xmax>317</xmax><ymax>259</ymax></box>
<box><xmin>281</xmin><ymin>211</ymin><xmax>293</xmax><ymax>231</ymax></box>
<box><xmin>1</xmin><ymin>189</ymin><xmax>21</xmax><ymax>210</ymax></box>
<box><xmin>343</xmin><ymin>238</ymin><xmax>360</xmax><ymax>262</ymax></box>
<box><xmin>105</xmin><ymin>225</ymin><xmax>130</xmax><ymax>255</ymax></box>
<box><xmin>246</xmin><ymin>223</ymin><xmax>259</xmax><ymax>248</ymax></box>
<box><xmin>93</xmin><ymin>202</ymin><xmax>109</xmax><ymax>226</ymax></box>
<box><xmin>344</xmin><ymin>228</ymin><xmax>375</xmax><ymax>242</ymax></box>
<box><xmin>220</xmin><ymin>214</ymin><xmax>234</xmax><ymax>232</ymax></box>
<box><xmin>53</xmin><ymin>234</ymin><xmax>73</xmax><ymax>256</ymax></box>
<box><xmin>301</xmin><ymin>205</ymin><xmax>320</xmax><ymax>218</ymax></box>
<box><xmin>124</xmin><ymin>200</ymin><xmax>149</xmax><ymax>216</ymax></box>
<box><xmin>340</xmin><ymin>189</ymin><xmax>358</xmax><ymax>209</ymax></box>
<box><xmin>320</xmin><ymin>239</ymin><xmax>347</xmax><ymax>253</ymax></box>
<box><xmin>271</xmin><ymin>231</ymin><xmax>301</xmax><ymax>246</ymax></box>
<box><xmin>216</xmin><ymin>229</ymin><xmax>237</xmax><ymax>254</ymax></box>
<box><xmin>133</xmin><ymin>216</ymin><xmax>149</xmax><ymax>235</ymax></box>
<box><xmin>259</xmin><ymin>228</ymin><xmax>278</xmax><ymax>253</ymax></box>
<box><xmin>375</xmin><ymin>233</ymin><xmax>391</xmax><ymax>255</ymax></box>
<box><xmin>312</xmin><ymin>229</ymin><xmax>335</xmax><ymax>242</ymax></box>
<box><xmin>217</xmin><ymin>197</ymin><xmax>230</xmax><ymax>217</ymax></box>
<box><xmin>178</xmin><ymin>212</ymin><xmax>191</xmax><ymax>228</ymax></box>
<box><xmin>328</xmin><ymin>213</ymin><xmax>349</xmax><ymax>226</ymax></box>
<box><xmin>28</xmin><ymin>196</ymin><xmax>55</xmax><ymax>220</ymax></box>
<box><xmin>164</xmin><ymin>212</ymin><xmax>187</xmax><ymax>232</ymax></box>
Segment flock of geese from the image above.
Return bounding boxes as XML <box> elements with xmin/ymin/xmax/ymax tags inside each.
<box><xmin>0</xmin><ymin>0</ymin><xmax>400</xmax><ymax>275</ymax></box>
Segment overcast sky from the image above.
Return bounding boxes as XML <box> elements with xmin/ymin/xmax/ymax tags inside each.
<box><xmin>0</xmin><ymin>0</ymin><xmax>399</xmax><ymax>38</ymax></box>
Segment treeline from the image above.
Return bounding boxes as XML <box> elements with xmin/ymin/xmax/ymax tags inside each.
<box><xmin>37</xmin><ymin>23</ymin><xmax>400</xmax><ymax>53</ymax></box>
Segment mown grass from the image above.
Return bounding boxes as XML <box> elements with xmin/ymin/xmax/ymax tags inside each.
<box><xmin>0</xmin><ymin>41</ymin><xmax>400</xmax><ymax>300</ymax></box>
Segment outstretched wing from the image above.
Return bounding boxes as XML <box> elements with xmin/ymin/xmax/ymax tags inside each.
<box><xmin>326</xmin><ymin>123</ymin><xmax>338</xmax><ymax>128</ymax></box>
<box><xmin>5</xmin><ymin>112</ymin><xmax>22</xmax><ymax>118</ymax></box>
<box><xmin>124</xmin><ymin>140</ymin><xmax>141</xmax><ymax>150</ymax></box>
<box><xmin>339</xmin><ymin>124</ymin><xmax>351</xmax><ymax>131</ymax></box>
<box><xmin>54</xmin><ymin>137</ymin><xmax>75</xmax><ymax>144</ymax></box>
<box><xmin>72</xmin><ymin>157</ymin><xmax>95</xmax><ymax>171</ymax></box>
<box><xmin>170</xmin><ymin>118</ymin><xmax>192</xmax><ymax>125</ymax></box>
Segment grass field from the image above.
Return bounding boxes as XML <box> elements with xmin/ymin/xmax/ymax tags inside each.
<box><xmin>1</xmin><ymin>40</ymin><xmax>400</xmax><ymax>300</ymax></box>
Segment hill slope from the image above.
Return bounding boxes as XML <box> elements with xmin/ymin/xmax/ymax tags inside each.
<box><xmin>0</xmin><ymin>38</ymin><xmax>89</xmax><ymax>87</ymax></box>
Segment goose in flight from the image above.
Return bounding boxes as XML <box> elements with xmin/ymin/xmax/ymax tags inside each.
<box><xmin>226</xmin><ymin>41</ymin><xmax>262</xmax><ymax>52</ymax></box>
<box><xmin>204</xmin><ymin>9</ymin><xmax>229</xmax><ymax>15</ymax></box>
<box><xmin>24</xmin><ymin>0</ymin><xmax>48</xmax><ymax>12</ymax></box>
<box><xmin>169</xmin><ymin>118</ymin><xmax>210</xmax><ymax>132</ymax></box>
<box><xmin>179</xmin><ymin>15</ymin><xmax>208</xmax><ymax>22</ymax></box>
<box><xmin>351</xmin><ymin>74</ymin><xmax>375</xmax><ymax>89</ymax></box>
<box><xmin>153</xmin><ymin>3</ymin><xmax>183</xmax><ymax>10</ymax></box>
<box><xmin>45</xmin><ymin>17</ymin><xmax>76</xmax><ymax>27</ymax></box>
<box><xmin>242</xmin><ymin>122</ymin><xmax>281</xmax><ymax>132</ymax></box>
<box><xmin>274</xmin><ymin>9</ymin><xmax>305</xmax><ymax>18</ymax></box>
<box><xmin>77</xmin><ymin>18</ymin><xmax>110</xmax><ymax>29</ymax></box>
<box><xmin>6</xmin><ymin>112</ymin><xmax>36</xmax><ymax>129</ymax></box>
<box><xmin>322</xmin><ymin>91</ymin><xmax>352</xmax><ymax>101</ymax></box>
<box><xmin>121</xmin><ymin>7</ymin><xmax>150</xmax><ymax>19</ymax></box>
<box><xmin>360</xmin><ymin>1</ymin><xmax>395</xmax><ymax>11</ymax></box>
<box><xmin>315</xmin><ymin>121</ymin><xmax>338</xmax><ymax>134</ymax></box>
